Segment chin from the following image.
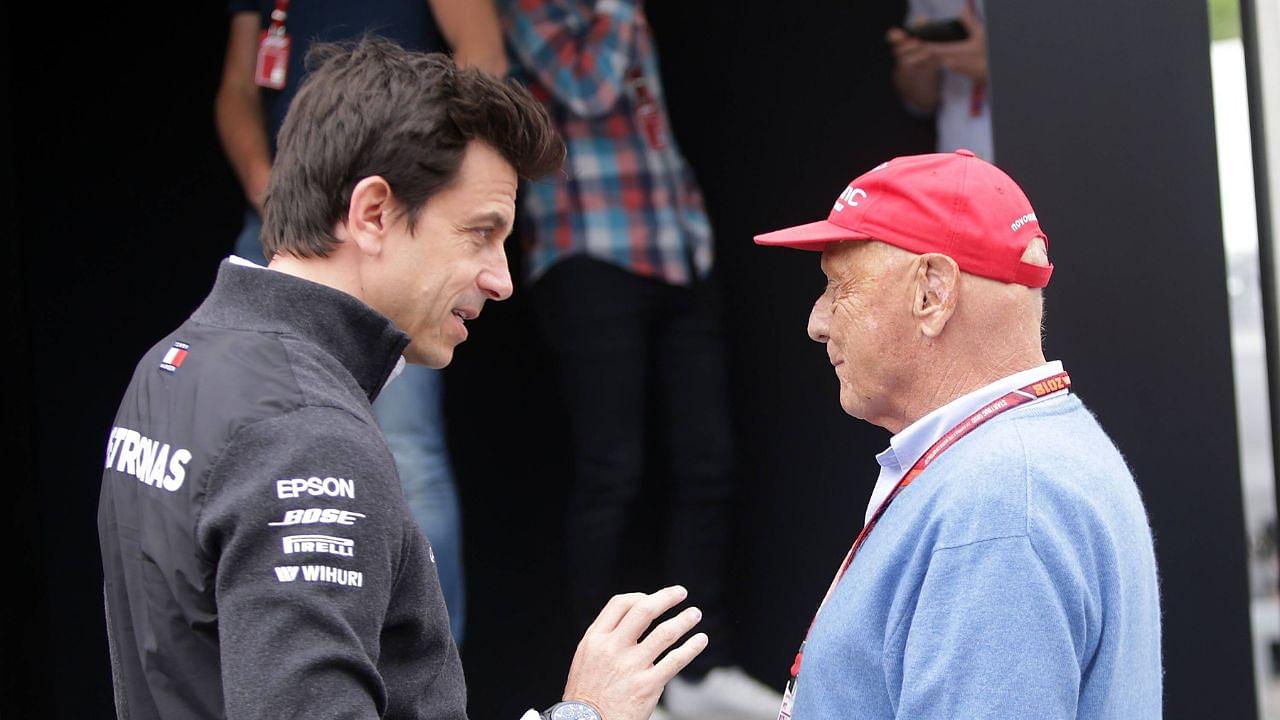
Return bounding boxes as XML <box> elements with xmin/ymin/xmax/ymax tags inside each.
<box><xmin>839</xmin><ymin>398</ymin><xmax>864</xmax><ymax>420</ymax></box>
<box><xmin>405</xmin><ymin>342</ymin><xmax>453</xmax><ymax>370</ymax></box>
<box><xmin>838</xmin><ymin>388</ymin><xmax>868</xmax><ymax>422</ymax></box>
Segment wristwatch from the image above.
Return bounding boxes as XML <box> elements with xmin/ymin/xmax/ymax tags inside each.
<box><xmin>541</xmin><ymin>700</ymin><xmax>603</xmax><ymax>720</ymax></box>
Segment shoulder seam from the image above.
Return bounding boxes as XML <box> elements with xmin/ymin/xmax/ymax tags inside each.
<box><xmin>1014</xmin><ymin>415</ymin><xmax>1033</xmax><ymax>538</ymax></box>
<box><xmin>931</xmin><ymin>531</ymin><xmax>1030</xmax><ymax>554</ymax></box>
<box><xmin>1012</xmin><ymin>417</ymin><xmax>1055</xmax><ymax>570</ymax></box>
<box><xmin>193</xmin><ymin>403</ymin><xmax>379</xmax><ymax>559</ymax></box>
<box><xmin>885</xmin><ymin>533</ymin><xmax>1043</xmax><ymax>664</ymax></box>
<box><xmin>277</xmin><ymin>335</ymin><xmax>378</xmax><ymax>430</ymax></box>
<box><xmin>275</xmin><ymin>333</ymin><xmax>311</xmax><ymax>408</ymax></box>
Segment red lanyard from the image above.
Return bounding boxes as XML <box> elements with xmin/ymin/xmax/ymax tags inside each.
<box><xmin>786</xmin><ymin>371</ymin><xmax>1072</xmax><ymax>683</ymax></box>
<box><xmin>255</xmin><ymin>0</ymin><xmax>293</xmax><ymax>90</ymax></box>
<box><xmin>268</xmin><ymin>0</ymin><xmax>290</xmax><ymax>34</ymax></box>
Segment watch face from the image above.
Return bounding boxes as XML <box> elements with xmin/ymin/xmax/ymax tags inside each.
<box><xmin>551</xmin><ymin>702</ymin><xmax>601</xmax><ymax>720</ymax></box>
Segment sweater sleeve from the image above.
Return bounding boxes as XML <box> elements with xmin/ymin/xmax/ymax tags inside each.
<box><xmin>891</xmin><ymin>535</ymin><xmax>1082</xmax><ymax>719</ymax></box>
<box><xmin>197</xmin><ymin>405</ymin><xmax>410</xmax><ymax>719</ymax></box>
<box><xmin>502</xmin><ymin>0</ymin><xmax>639</xmax><ymax>118</ymax></box>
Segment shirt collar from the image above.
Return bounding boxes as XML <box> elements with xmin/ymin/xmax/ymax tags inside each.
<box><xmin>193</xmin><ymin>257</ymin><xmax>411</xmax><ymax>402</ymax></box>
<box><xmin>876</xmin><ymin>361</ymin><xmax>1065</xmax><ymax>473</ymax></box>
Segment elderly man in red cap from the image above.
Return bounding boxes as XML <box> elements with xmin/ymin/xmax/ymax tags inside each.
<box><xmin>756</xmin><ymin>150</ymin><xmax>1162</xmax><ymax>719</ymax></box>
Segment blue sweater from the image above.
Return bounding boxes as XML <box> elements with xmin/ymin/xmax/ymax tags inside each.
<box><xmin>792</xmin><ymin>395</ymin><xmax>1162</xmax><ymax>719</ymax></box>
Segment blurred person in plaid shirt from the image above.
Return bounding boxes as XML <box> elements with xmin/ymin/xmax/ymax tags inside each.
<box><xmin>501</xmin><ymin>2</ymin><xmax>783</xmax><ymax>718</ymax></box>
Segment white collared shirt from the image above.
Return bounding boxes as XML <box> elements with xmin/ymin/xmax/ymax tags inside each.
<box><xmin>865</xmin><ymin>361</ymin><xmax>1066</xmax><ymax>526</ymax></box>
<box><xmin>228</xmin><ymin>254</ymin><xmax>270</xmax><ymax>270</ymax></box>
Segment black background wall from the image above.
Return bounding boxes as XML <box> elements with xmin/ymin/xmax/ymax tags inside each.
<box><xmin>1</xmin><ymin>1</ymin><xmax>1257</xmax><ymax>718</ymax></box>
<box><xmin>986</xmin><ymin>1</ymin><xmax>1257</xmax><ymax>716</ymax></box>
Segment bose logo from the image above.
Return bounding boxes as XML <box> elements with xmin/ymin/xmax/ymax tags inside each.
<box><xmin>268</xmin><ymin>508</ymin><xmax>366</xmax><ymax>527</ymax></box>
<box><xmin>276</xmin><ymin>476</ymin><xmax>355</xmax><ymax>500</ymax></box>
<box><xmin>832</xmin><ymin>186</ymin><xmax>867</xmax><ymax>213</ymax></box>
<box><xmin>1011</xmin><ymin>212</ymin><xmax>1037</xmax><ymax>232</ymax></box>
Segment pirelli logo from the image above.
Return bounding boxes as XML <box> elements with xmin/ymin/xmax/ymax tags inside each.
<box><xmin>282</xmin><ymin>534</ymin><xmax>355</xmax><ymax>558</ymax></box>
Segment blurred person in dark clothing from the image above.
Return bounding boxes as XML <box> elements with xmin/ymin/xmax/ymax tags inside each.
<box><xmin>500</xmin><ymin>2</ymin><xmax>781</xmax><ymax>718</ymax></box>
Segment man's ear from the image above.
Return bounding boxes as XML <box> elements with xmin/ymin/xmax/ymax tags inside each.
<box><xmin>911</xmin><ymin>253</ymin><xmax>960</xmax><ymax>338</ymax></box>
<box><xmin>345</xmin><ymin>176</ymin><xmax>395</xmax><ymax>256</ymax></box>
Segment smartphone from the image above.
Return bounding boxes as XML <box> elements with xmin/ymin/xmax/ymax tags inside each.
<box><xmin>906</xmin><ymin>18</ymin><xmax>968</xmax><ymax>42</ymax></box>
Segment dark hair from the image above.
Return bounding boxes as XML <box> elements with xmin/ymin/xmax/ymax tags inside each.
<box><xmin>261</xmin><ymin>37</ymin><xmax>564</xmax><ymax>258</ymax></box>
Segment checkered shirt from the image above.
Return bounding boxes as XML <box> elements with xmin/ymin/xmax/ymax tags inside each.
<box><xmin>502</xmin><ymin>0</ymin><xmax>713</xmax><ymax>285</ymax></box>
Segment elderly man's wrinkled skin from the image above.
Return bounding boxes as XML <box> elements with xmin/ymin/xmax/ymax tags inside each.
<box><xmin>807</xmin><ymin>239</ymin><xmax>1049</xmax><ymax>433</ymax></box>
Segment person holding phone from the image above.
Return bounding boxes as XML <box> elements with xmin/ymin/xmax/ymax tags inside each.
<box><xmin>886</xmin><ymin>0</ymin><xmax>994</xmax><ymax>160</ymax></box>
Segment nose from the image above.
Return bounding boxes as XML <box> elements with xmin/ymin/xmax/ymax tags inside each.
<box><xmin>808</xmin><ymin>293</ymin><xmax>831</xmax><ymax>343</ymax></box>
<box><xmin>478</xmin><ymin>250</ymin><xmax>514</xmax><ymax>302</ymax></box>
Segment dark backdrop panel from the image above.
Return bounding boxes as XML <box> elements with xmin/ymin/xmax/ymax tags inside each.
<box><xmin>988</xmin><ymin>1</ymin><xmax>1256</xmax><ymax>716</ymax></box>
<box><xmin>6</xmin><ymin>4</ymin><xmax>242</xmax><ymax>717</ymax></box>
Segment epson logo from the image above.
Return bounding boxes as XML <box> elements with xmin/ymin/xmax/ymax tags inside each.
<box><xmin>282</xmin><ymin>534</ymin><xmax>355</xmax><ymax>558</ymax></box>
<box><xmin>276</xmin><ymin>476</ymin><xmax>355</xmax><ymax>500</ymax></box>
<box><xmin>268</xmin><ymin>508</ymin><xmax>366</xmax><ymax>527</ymax></box>
<box><xmin>1010</xmin><ymin>212</ymin><xmax>1037</xmax><ymax>232</ymax></box>
<box><xmin>104</xmin><ymin>426</ymin><xmax>192</xmax><ymax>492</ymax></box>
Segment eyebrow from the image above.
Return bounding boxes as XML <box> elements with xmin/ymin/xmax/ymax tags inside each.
<box><xmin>462</xmin><ymin>210</ymin><xmax>512</xmax><ymax>230</ymax></box>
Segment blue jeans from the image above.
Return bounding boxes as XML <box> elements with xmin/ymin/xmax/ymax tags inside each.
<box><xmin>235</xmin><ymin>208</ymin><xmax>466</xmax><ymax>644</ymax></box>
<box><xmin>233</xmin><ymin>208</ymin><xmax>267</xmax><ymax>265</ymax></box>
<box><xmin>373</xmin><ymin>363</ymin><xmax>466</xmax><ymax>645</ymax></box>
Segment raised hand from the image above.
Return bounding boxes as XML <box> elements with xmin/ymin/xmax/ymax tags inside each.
<box><xmin>562</xmin><ymin>586</ymin><xmax>709</xmax><ymax>720</ymax></box>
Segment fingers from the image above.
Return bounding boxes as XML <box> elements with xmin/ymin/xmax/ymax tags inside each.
<box><xmin>925</xmin><ymin>40</ymin><xmax>985</xmax><ymax>78</ymax></box>
<box><xmin>649</xmin><ymin>632</ymin><xmax>710</xmax><ymax>684</ymax></box>
<box><xmin>615</xmin><ymin>585</ymin><xmax>688</xmax><ymax>642</ymax></box>
<box><xmin>923</xmin><ymin>41</ymin><xmax>955</xmax><ymax>58</ymax></box>
<box><xmin>637</xmin><ymin>605</ymin><xmax>703</xmax><ymax>663</ymax></box>
<box><xmin>887</xmin><ymin>30</ymin><xmax>935</xmax><ymax>69</ymax></box>
<box><xmin>587</xmin><ymin>592</ymin><xmax>647</xmax><ymax>635</ymax></box>
<box><xmin>889</xmin><ymin>32</ymin><xmax>923</xmax><ymax>56</ymax></box>
<box><xmin>897</xmin><ymin>44</ymin><xmax>935</xmax><ymax>69</ymax></box>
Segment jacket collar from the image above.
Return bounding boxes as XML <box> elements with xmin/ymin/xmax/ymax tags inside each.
<box><xmin>192</xmin><ymin>257</ymin><xmax>410</xmax><ymax>402</ymax></box>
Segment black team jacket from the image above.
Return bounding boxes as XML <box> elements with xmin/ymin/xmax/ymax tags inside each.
<box><xmin>98</xmin><ymin>258</ymin><xmax>467</xmax><ymax>719</ymax></box>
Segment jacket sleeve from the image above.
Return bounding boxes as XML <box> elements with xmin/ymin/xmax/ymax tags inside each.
<box><xmin>502</xmin><ymin>0</ymin><xmax>639</xmax><ymax>118</ymax></box>
<box><xmin>197</xmin><ymin>405</ymin><xmax>411</xmax><ymax>719</ymax></box>
<box><xmin>891</xmin><ymin>535</ymin><xmax>1082</xmax><ymax>719</ymax></box>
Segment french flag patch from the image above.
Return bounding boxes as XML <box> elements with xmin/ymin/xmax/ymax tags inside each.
<box><xmin>160</xmin><ymin>341</ymin><xmax>190</xmax><ymax>373</ymax></box>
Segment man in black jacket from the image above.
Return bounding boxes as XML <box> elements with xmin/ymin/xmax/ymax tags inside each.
<box><xmin>98</xmin><ymin>38</ymin><xmax>707</xmax><ymax>720</ymax></box>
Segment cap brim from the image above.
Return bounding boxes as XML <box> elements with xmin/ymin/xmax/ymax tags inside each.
<box><xmin>753</xmin><ymin>220</ymin><xmax>872</xmax><ymax>251</ymax></box>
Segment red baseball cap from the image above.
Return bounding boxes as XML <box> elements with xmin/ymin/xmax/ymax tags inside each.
<box><xmin>754</xmin><ymin>150</ymin><xmax>1053</xmax><ymax>288</ymax></box>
